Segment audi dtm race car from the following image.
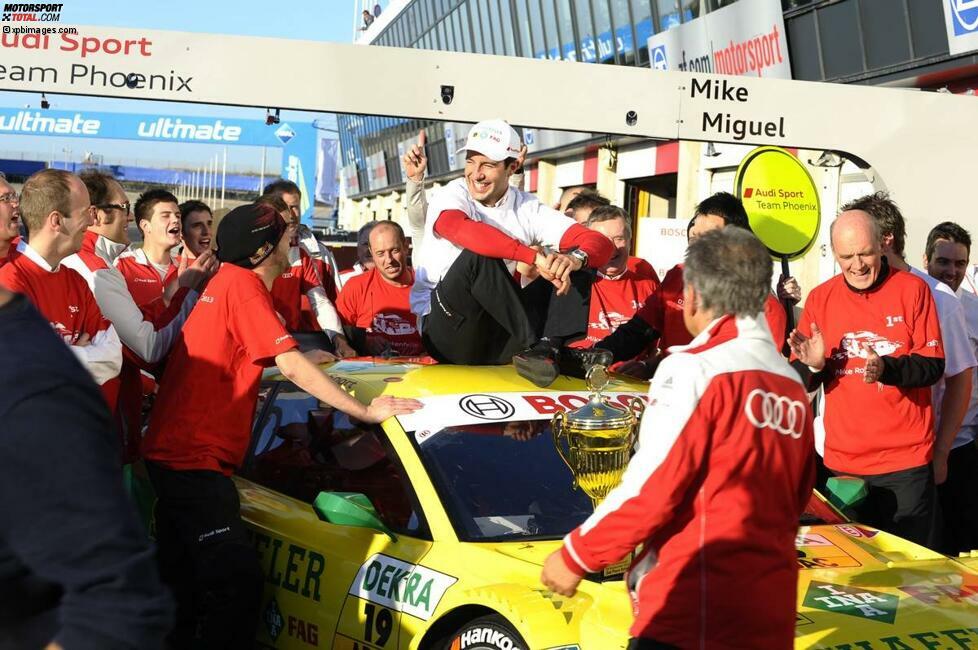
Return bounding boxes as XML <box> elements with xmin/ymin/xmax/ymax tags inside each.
<box><xmin>212</xmin><ymin>360</ymin><xmax>978</xmax><ymax>650</ymax></box>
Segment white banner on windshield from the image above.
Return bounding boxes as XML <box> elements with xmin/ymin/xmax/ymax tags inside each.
<box><xmin>396</xmin><ymin>390</ymin><xmax>647</xmax><ymax>437</ymax></box>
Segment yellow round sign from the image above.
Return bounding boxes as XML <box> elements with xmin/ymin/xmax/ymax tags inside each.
<box><xmin>734</xmin><ymin>146</ymin><xmax>820</xmax><ymax>260</ymax></box>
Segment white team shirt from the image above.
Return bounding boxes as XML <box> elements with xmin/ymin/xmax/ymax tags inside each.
<box><xmin>954</xmin><ymin>288</ymin><xmax>978</xmax><ymax>448</ymax></box>
<box><xmin>911</xmin><ymin>268</ymin><xmax>978</xmax><ymax>446</ymax></box>
<box><xmin>410</xmin><ymin>178</ymin><xmax>575</xmax><ymax>318</ymax></box>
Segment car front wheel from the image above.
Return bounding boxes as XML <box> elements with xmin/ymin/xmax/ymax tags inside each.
<box><xmin>443</xmin><ymin>614</ymin><xmax>528</xmax><ymax>650</ymax></box>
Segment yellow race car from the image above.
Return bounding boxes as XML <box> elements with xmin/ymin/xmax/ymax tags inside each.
<box><xmin>235</xmin><ymin>360</ymin><xmax>978</xmax><ymax>650</ymax></box>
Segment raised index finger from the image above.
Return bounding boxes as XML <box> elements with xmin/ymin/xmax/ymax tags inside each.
<box><xmin>417</xmin><ymin>129</ymin><xmax>427</xmax><ymax>147</ymax></box>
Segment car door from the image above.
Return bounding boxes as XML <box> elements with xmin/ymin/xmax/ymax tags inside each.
<box><xmin>239</xmin><ymin>381</ymin><xmax>435</xmax><ymax>650</ymax></box>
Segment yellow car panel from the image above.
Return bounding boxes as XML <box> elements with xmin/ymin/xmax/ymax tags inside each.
<box><xmin>243</xmin><ymin>360</ymin><xmax>978</xmax><ymax>650</ymax></box>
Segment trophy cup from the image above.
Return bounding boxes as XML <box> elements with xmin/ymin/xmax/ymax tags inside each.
<box><xmin>552</xmin><ymin>365</ymin><xmax>645</xmax><ymax>509</ymax></box>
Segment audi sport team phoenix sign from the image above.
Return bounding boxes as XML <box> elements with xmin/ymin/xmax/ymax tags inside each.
<box><xmin>0</xmin><ymin>30</ymin><xmax>190</xmax><ymax>93</ymax></box>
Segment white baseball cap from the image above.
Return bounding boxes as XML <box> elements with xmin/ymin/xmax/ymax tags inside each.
<box><xmin>457</xmin><ymin>119</ymin><xmax>522</xmax><ymax>162</ymax></box>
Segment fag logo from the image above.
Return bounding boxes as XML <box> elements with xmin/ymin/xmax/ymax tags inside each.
<box><xmin>743</xmin><ymin>187</ymin><xmax>754</xmax><ymax>198</ymax></box>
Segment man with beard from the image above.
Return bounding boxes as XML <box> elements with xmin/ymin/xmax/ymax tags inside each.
<box><xmin>142</xmin><ymin>203</ymin><xmax>421</xmax><ymax>649</ymax></box>
<box><xmin>337</xmin><ymin>220</ymin><xmax>423</xmax><ymax>356</ymax></box>
<box><xmin>923</xmin><ymin>221</ymin><xmax>978</xmax><ymax>554</ymax></box>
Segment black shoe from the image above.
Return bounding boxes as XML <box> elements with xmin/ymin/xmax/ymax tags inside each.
<box><xmin>558</xmin><ymin>347</ymin><xmax>613</xmax><ymax>379</ymax></box>
<box><xmin>513</xmin><ymin>340</ymin><xmax>560</xmax><ymax>387</ymax></box>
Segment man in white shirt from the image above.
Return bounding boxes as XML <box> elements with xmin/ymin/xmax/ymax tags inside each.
<box><xmin>410</xmin><ymin>119</ymin><xmax>615</xmax><ymax>385</ymax></box>
<box><xmin>925</xmin><ymin>221</ymin><xmax>978</xmax><ymax>554</ymax></box>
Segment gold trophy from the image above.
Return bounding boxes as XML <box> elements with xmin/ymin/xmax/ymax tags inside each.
<box><xmin>552</xmin><ymin>365</ymin><xmax>645</xmax><ymax>509</ymax></box>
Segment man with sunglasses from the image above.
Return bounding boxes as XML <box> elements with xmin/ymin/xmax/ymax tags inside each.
<box><xmin>0</xmin><ymin>173</ymin><xmax>22</xmax><ymax>267</ymax></box>
<box><xmin>62</xmin><ymin>170</ymin><xmax>217</xmax><ymax>461</ymax></box>
<box><xmin>0</xmin><ymin>169</ymin><xmax>122</xmax><ymax>411</ymax></box>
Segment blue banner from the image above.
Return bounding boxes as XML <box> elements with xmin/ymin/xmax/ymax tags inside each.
<box><xmin>0</xmin><ymin>108</ymin><xmax>290</xmax><ymax>146</ymax></box>
<box><xmin>0</xmin><ymin>107</ymin><xmax>321</xmax><ymax>222</ymax></box>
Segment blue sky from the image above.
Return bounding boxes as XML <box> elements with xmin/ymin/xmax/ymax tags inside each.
<box><xmin>0</xmin><ymin>0</ymin><xmax>360</xmax><ymax>171</ymax></box>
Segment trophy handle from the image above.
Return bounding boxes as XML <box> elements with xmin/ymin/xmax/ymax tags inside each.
<box><xmin>551</xmin><ymin>411</ymin><xmax>577</xmax><ymax>488</ymax></box>
<box><xmin>627</xmin><ymin>396</ymin><xmax>646</xmax><ymax>449</ymax></box>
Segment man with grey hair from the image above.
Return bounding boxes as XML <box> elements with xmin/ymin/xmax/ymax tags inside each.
<box><xmin>789</xmin><ymin>209</ymin><xmax>945</xmax><ymax>547</ymax></box>
<box><xmin>543</xmin><ymin>226</ymin><xmax>814</xmax><ymax>650</ymax></box>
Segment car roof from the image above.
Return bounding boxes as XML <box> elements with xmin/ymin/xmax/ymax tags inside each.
<box><xmin>264</xmin><ymin>359</ymin><xmax>649</xmax><ymax>398</ymax></box>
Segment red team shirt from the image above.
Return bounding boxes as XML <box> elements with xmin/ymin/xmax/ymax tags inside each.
<box><xmin>336</xmin><ymin>268</ymin><xmax>424</xmax><ymax>356</ymax></box>
<box><xmin>636</xmin><ymin>264</ymin><xmax>788</xmax><ymax>352</ymax></box>
<box><xmin>0</xmin><ymin>244</ymin><xmax>120</xmax><ymax>409</ymax></box>
<box><xmin>115</xmin><ymin>248</ymin><xmax>184</xmax><ymax>326</ymax></box>
<box><xmin>562</xmin><ymin>315</ymin><xmax>814</xmax><ymax>648</ymax></box>
<box><xmin>796</xmin><ymin>268</ymin><xmax>944</xmax><ymax>475</ymax></box>
<box><xmin>270</xmin><ymin>246</ymin><xmax>323</xmax><ymax>331</ymax></box>
<box><xmin>568</xmin><ymin>270</ymin><xmax>659</xmax><ymax>349</ymax></box>
<box><xmin>142</xmin><ymin>264</ymin><xmax>298</xmax><ymax>475</ymax></box>
<box><xmin>626</xmin><ymin>256</ymin><xmax>659</xmax><ymax>282</ymax></box>
<box><xmin>114</xmin><ymin>248</ymin><xmax>177</xmax><ymax>307</ymax></box>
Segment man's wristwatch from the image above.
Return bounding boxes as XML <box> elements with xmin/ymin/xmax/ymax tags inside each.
<box><xmin>568</xmin><ymin>248</ymin><xmax>588</xmax><ymax>270</ymax></box>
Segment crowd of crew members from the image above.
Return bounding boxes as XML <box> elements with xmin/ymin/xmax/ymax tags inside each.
<box><xmin>0</xmin><ymin>150</ymin><xmax>975</xmax><ymax>649</ymax></box>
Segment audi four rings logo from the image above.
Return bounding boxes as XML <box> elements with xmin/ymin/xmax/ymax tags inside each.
<box><xmin>744</xmin><ymin>389</ymin><xmax>805</xmax><ymax>439</ymax></box>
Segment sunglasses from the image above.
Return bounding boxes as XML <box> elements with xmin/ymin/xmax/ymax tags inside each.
<box><xmin>99</xmin><ymin>201</ymin><xmax>131</xmax><ymax>216</ymax></box>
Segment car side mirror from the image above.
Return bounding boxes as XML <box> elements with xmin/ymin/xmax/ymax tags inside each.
<box><xmin>824</xmin><ymin>476</ymin><xmax>868</xmax><ymax>514</ymax></box>
<box><xmin>313</xmin><ymin>491</ymin><xmax>398</xmax><ymax>542</ymax></box>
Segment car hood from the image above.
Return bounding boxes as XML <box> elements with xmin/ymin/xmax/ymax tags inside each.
<box><xmin>480</xmin><ymin>526</ymin><xmax>978</xmax><ymax>648</ymax></box>
<box><xmin>796</xmin><ymin>524</ymin><xmax>978</xmax><ymax>646</ymax></box>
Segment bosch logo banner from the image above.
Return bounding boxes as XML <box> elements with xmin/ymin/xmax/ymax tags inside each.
<box><xmin>744</xmin><ymin>388</ymin><xmax>805</xmax><ymax>439</ymax></box>
<box><xmin>459</xmin><ymin>394</ymin><xmax>515</xmax><ymax>420</ymax></box>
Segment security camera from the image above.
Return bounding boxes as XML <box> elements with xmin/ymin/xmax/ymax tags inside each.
<box><xmin>625</xmin><ymin>111</ymin><xmax>638</xmax><ymax>126</ymax></box>
<box><xmin>125</xmin><ymin>74</ymin><xmax>140</xmax><ymax>89</ymax></box>
<box><xmin>40</xmin><ymin>94</ymin><xmax>50</xmax><ymax>110</ymax></box>
<box><xmin>266</xmin><ymin>108</ymin><xmax>281</xmax><ymax>126</ymax></box>
<box><xmin>440</xmin><ymin>85</ymin><xmax>454</xmax><ymax>105</ymax></box>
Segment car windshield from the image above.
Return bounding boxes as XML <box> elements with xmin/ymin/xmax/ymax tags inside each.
<box><xmin>411</xmin><ymin>418</ymin><xmax>592</xmax><ymax>542</ymax></box>
<box><xmin>403</xmin><ymin>397</ymin><xmax>844</xmax><ymax>543</ymax></box>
